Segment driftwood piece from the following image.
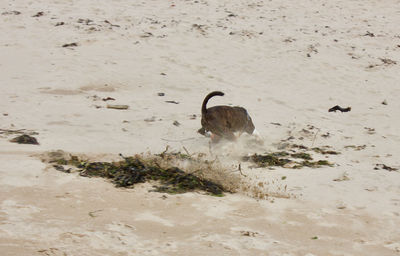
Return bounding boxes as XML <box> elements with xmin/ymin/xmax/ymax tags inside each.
<box><xmin>106</xmin><ymin>104</ymin><xmax>129</xmax><ymax>110</ymax></box>
<box><xmin>329</xmin><ymin>105</ymin><xmax>351</xmax><ymax>112</ymax></box>
<box><xmin>165</xmin><ymin>100</ymin><xmax>179</xmax><ymax>104</ymax></box>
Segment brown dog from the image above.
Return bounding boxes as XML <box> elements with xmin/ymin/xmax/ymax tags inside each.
<box><xmin>198</xmin><ymin>91</ymin><xmax>258</xmax><ymax>142</ymax></box>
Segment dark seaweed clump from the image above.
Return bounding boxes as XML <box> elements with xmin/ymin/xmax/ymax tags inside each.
<box><xmin>10</xmin><ymin>134</ymin><xmax>39</xmax><ymax>145</ymax></box>
<box><xmin>242</xmin><ymin>154</ymin><xmax>291</xmax><ymax>167</ymax></box>
<box><xmin>312</xmin><ymin>147</ymin><xmax>340</xmax><ymax>155</ymax></box>
<box><xmin>242</xmin><ymin>152</ymin><xmax>332</xmax><ymax>168</ymax></box>
<box><xmin>51</xmin><ymin>154</ymin><xmax>225</xmax><ymax>196</ymax></box>
<box><xmin>297</xmin><ymin>160</ymin><xmax>332</xmax><ymax>168</ymax></box>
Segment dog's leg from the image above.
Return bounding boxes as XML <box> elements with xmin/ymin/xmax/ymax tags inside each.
<box><xmin>225</xmin><ymin>131</ymin><xmax>237</xmax><ymax>141</ymax></box>
<box><xmin>208</xmin><ymin>140</ymin><xmax>213</xmax><ymax>156</ymax></box>
<box><xmin>252</xmin><ymin>128</ymin><xmax>260</xmax><ymax>136</ymax></box>
<box><xmin>211</xmin><ymin>133</ymin><xmax>222</xmax><ymax>143</ymax></box>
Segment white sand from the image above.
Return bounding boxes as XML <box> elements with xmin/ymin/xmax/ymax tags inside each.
<box><xmin>1</xmin><ymin>0</ymin><xmax>400</xmax><ymax>255</ymax></box>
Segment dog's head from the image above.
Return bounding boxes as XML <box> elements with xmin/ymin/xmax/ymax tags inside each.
<box><xmin>244</xmin><ymin>113</ymin><xmax>256</xmax><ymax>134</ymax></box>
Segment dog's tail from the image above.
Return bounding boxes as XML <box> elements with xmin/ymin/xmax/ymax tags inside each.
<box><xmin>202</xmin><ymin>91</ymin><xmax>224</xmax><ymax>115</ymax></box>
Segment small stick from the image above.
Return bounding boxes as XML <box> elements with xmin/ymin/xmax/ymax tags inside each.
<box><xmin>106</xmin><ymin>104</ymin><xmax>129</xmax><ymax>110</ymax></box>
<box><xmin>104</xmin><ymin>20</ymin><xmax>120</xmax><ymax>27</ymax></box>
<box><xmin>238</xmin><ymin>163</ymin><xmax>247</xmax><ymax>177</ymax></box>
<box><xmin>160</xmin><ymin>145</ymin><xmax>170</xmax><ymax>158</ymax></box>
<box><xmin>0</xmin><ymin>128</ymin><xmax>26</xmax><ymax>134</ymax></box>
<box><xmin>311</xmin><ymin>128</ymin><xmax>320</xmax><ymax>148</ymax></box>
<box><xmin>182</xmin><ymin>146</ymin><xmax>191</xmax><ymax>156</ymax></box>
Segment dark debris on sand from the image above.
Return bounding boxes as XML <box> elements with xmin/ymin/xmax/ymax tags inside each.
<box><xmin>2</xmin><ymin>11</ymin><xmax>21</xmax><ymax>15</ymax></box>
<box><xmin>242</xmin><ymin>150</ymin><xmax>333</xmax><ymax>169</ymax></box>
<box><xmin>62</xmin><ymin>42</ymin><xmax>78</xmax><ymax>48</ymax></box>
<box><xmin>10</xmin><ymin>134</ymin><xmax>39</xmax><ymax>145</ymax></box>
<box><xmin>49</xmin><ymin>153</ymin><xmax>225</xmax><ymax>196</ymax></box>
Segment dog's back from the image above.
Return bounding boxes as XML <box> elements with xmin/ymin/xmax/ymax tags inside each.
<box><xmin>200</xmin><ymin>91</ymin><xmax>255</xmax><ymax>140</ymax></box>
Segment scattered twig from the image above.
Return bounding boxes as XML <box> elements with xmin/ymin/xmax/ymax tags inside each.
<box><xmin>238</xmin><ymin>163</ymin><xmax>247</xmax><ymax>177</ymax></box>
<box><xmin>344</xmin><ymin>145</ymin><xmax>366</xmax><ymax>151</ymax></box>
<box><xmin>380</xmin><ymin>58</ymin><xmax>397</xmax><ymax>65</ymax></box>
<box><xmin>374</xmin><ymin>164</ymin><xmax>398</xmax><ymax>172</ymax></box>
<box><xmin>161</xmin><ymin>145</ymin><xmax>170</xmax><ymax>156</ymax></box>
<box><xmin>182</xmin><ymin>146</ymin><xmax>191</xmax><ymax>156</ymax></box>
<box><xmin>240</xmin><ymin>230</ymin><xmax>258</xmax><ymax>237</ymax></box>
<box><xmin>88</xmin><ymin>209</ymin><xmax>103</xmax><ymax>217</ymax></box>
<box><xmin>144</xmin><ymin>116</ymin><xmax>156</xmax><ymax>122</ymax></box>
<box><xmin>2</xmin><ymin>11</ymin><xmax>21</xmax><ymax>15</ymax></box>
<box><xmin>364</xmin><ymin>127</ymin><xmax>376</xmax><ymax>134</ymax></box>
<box><xmin>311</xmin><ymin>128</ymin><xmax>320</xmax><ymax>147</ymax></box>
<box><xmin>165</xmin><ymin>100</ymin><xmax>179</xmax><ymax>104</ymax></box>
<box><xmin>77</xmin><ymin>18</ymin><xmax>93</xmax><ymax>25</ymax></box>
<box><xmin>104</xmin><ymin>20</ymin><xmax>120</xmax><ymax>27</ymax></box>
<box><xmin>0</xmin><ymin>128</ymin><xmax>26</xmax><ymax>134</ymax></box>
<box><xmin>140</xmin><ymin>32</ymin><xmax>153</xmax><ymax>38</ymax></box>
<box><xmin>32</xmin><ymin>11</ymin><xmax>44</xmax><ymax>17</ymax></box>
<box><xmin>102</xmin><ymin>97</ymin><xmax>115</xmax><ymax>101</ymax></box>
<box><xmin>363</xmin><ymin>31</ymin><xmax>375</xmax><ymax>37</ymax></box>
<box><xmin>270</xmin><ymin>122</ymin><xmax>281</xmax><ymax>126</ymax></box>
<box><xmin>106</xmin><ymin>104</ymin><xmax>129</xmax><ymax>110</ymax></box>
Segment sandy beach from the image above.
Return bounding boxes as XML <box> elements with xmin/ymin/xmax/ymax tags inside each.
<box><xmin>1</xmin><ymin>0</ymin><xmax>400</xmax><ymax>255</ymax></box>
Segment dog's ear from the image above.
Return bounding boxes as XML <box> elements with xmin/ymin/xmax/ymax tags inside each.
<box><xmin>198</xmin><ymin>127</ymin><xmax>212</xmax><ymax>137</ymax></box>
<box><xmin>245</xmin><ymin>118</ymin><xmax>256</xmax><ymax>134</ymax></box>
<box><xmin>197</xmin><ymin>127</ymin><xmax>206</xmax><ymax>135</ymax></box>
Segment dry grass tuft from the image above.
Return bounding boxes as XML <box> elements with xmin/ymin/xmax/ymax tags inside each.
<box><xmin>240</xmin><ymin>179</ymin><xmax>294</xmax><ymax>200</ymax></box>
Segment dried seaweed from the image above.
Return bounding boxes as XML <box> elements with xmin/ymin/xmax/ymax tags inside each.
<box><xmin>10</xmin><ymin>134</ymin><xmax>39</xmax><ymax>145</ymax></box>
<box><xmin>242</xmin><ymin>152</ymin><xmax>332</xmax><ymax>169</ymax></box>
<box><xmin>50</xmin><ymin>153</ymin><xmax>226</xmax><ymax>196</ymax></box>
<box><xmin>295</xmin><ymin>160</ymin><xmax>332</xmax><ymax>168</ymax></box>
<box><xmin>242</xmin><ymin>154</ymin><xmax>291</xmax><ymax>167</ymax></box>
<box><xmin>344</xmin><ymin>145</ymin><xmax>366</xmax><ymax>151</ymax></box>
<box><xmin>290</xmin><ymin>152</ymin><xmax>313</xmax><ymax>160</ymax></box>
<box><xmin>312</xmin><ymin>147</ymin><xmax>340</xmax><ymax>155</ymax></box>
<box><xmin>374</xmin><ymin>164</ymin><xmax>398</xmax><ymax>172</ymax></box>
